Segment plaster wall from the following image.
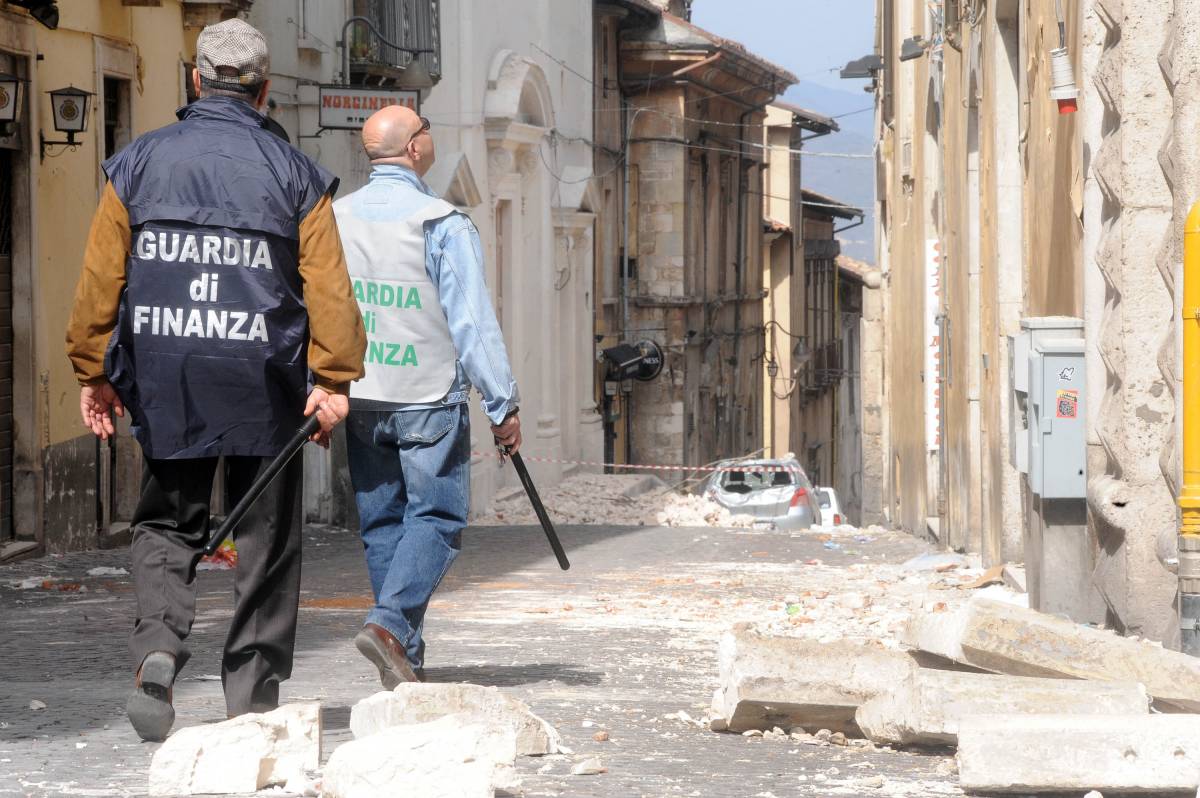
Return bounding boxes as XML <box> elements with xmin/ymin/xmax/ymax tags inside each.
<box><xmin>10</xmin><ymin>1</ymin><xmax>189</xmax><ymax>551</ymax></box>
<box><xmin>256</xmin><ymin>0</ymin><xmax>602</xmax><ymax>520</ymax></box>
<box><xmin>879</xmin><ymin>0</ymin><xmax>933</xmax><ymax>537</ymax></box>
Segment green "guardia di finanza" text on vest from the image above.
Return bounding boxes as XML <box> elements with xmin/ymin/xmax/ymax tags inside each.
<box><xmin>353</xmin><ymin>279</ymin><xmax>423</xmax><ymax>309</ymax></box>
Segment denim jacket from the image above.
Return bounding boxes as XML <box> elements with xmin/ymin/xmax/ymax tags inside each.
<box><xmin>346</xmin><ymin>165</ymin><xmax>519</xmax><ymax>426</ymax></box>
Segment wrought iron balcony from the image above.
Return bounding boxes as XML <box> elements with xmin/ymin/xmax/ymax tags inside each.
<box><xmin>349</xmin><ymin>0</ymin><xmax>441</xmax><ymax>86</ymax></box>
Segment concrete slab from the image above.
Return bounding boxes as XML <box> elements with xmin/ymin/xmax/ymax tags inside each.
<box><xmin>957</xmin><ymin>714</ymin><xmax>1200</xmax><ymax>793</ymax></box>
<box><xmin>714</xmin><ymin>624</ymin><xmax>916</xmax><ymax>734</ymax></box>
<box><xmin>904</xmin><ymin>598</ymin><xmax>1200</xmax><ymax>711</ymax></box>
<box><xmin>856</xmin><ymin>669</ymin><xmax>1149</xmax><ymax>746</ymax></box>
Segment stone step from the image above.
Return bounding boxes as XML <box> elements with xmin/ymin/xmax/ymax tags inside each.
<box><xmin>856</xmin><ymin>668</ymin><xmax>1149</xmax><ymax>746</ymax></box>
<box><xmin>902</xmin><ymin>598</ymin><xmax>1200</xmax><ymax>711</ymax></box>
<box><xmin>957</xmin><ymin>714</ymin><xmax>1200</xmax><ymax>794</ymax></box>
<box><xmin>713</xmin><ymin>623</ymin><xmax>917</xmax><ymax>734</ymax></box>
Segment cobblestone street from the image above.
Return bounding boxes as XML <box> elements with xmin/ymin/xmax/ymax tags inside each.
<box><xmin>0</xmin><ymin>520</ymin><xmax>962</xmax><ymax>797</ymax></box>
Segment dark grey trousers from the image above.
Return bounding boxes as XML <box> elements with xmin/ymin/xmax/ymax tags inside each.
<box><xmin>128</xmin><ymin>454</ymin><xmax>303</xmax><ymax>717</ymax></box>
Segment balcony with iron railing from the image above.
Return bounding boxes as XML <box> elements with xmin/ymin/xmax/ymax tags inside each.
<box><xmin>348</xmin><ymin>0</ymin><xmax>442</xmax><ymax>86</ymax></box>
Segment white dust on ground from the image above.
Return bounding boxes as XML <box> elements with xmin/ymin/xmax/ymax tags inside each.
<box><xmin>469</xmin><ymin>473</ymin><xmax>1026</xmax><ymax>648</ymax></box>
<box><xmin>471</xmin><ymin>471</ymin><xmax>755</xmax><ymax>527</ymax></box>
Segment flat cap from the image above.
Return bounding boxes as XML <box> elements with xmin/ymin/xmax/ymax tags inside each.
<box><xmin>196</xmin><ymin>19</ymin><xmax>269</xmax><ymax>93</ymax></box>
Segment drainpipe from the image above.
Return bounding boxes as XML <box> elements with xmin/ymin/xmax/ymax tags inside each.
<box><xmin>1179</xmin><ymin>202</ymin><xmax>1200</xmax><ymax>654</ymax></box>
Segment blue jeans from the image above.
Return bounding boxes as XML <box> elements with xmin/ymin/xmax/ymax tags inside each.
<box><xmin>345</xmin><ymin>404</ymin><xmax>470</xmax><ymax>669</ymax></box>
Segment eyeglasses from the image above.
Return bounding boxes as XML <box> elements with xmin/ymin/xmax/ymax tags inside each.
<box><xmin>406</xmin><ymin>116</ymin><xmax>431</xmax><ymax>148</ymax></box>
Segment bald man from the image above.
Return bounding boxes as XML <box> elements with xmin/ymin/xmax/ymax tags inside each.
<box><xmin>334</xmin><ymin>106</ymin><xmax>521</xmax><ymax>686</ymax></box>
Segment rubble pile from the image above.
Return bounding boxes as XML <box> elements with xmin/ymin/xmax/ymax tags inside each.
<box><xmin>320</xmin><ymin>683</ymin><xmax>562</xmax><ymax>798</ymax></box>
<box><xmin>653</xmin><ymin>492</ymin><xmax>755</xmax><ymax>528</ymax></box>
<box><xmin>148</xmin><ymin>703</ymin><xmax>320</xmax><ymax>796</ymax></box>
<box><xmin>709</xmin><ymin>593</ymin><xmax>1200</xmax><ymax>794</ymax></box>
<box><xmin>472</xmin><ymin>472</ymin><xmax>754</xmax><ymax>528</ymax></box>
<box><xmin>143</xmin><ymin>686</ymin><xmax>562</xmax><ymax>798</ymax></box>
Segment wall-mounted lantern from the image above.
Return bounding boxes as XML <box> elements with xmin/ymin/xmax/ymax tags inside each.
<box><xmin>40</xmin><ymin>85</ymin><xmax>93</xmax><ymax>162</ymax></box>
<box><xmin>0</xmin><ymin>72</ymin><xmax>26</xmax><ymax>137</ymax></box>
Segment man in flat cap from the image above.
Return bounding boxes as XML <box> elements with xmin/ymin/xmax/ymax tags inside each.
<box><xmin>66</xmin><ymin>18</ymin><xmax>365</xmax><ymax>741</ymax></box>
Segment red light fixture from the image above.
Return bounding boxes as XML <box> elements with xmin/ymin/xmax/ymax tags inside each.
<box><xmin>1049</xmin><ymin>46</ymin><xmax>1079</xmax><ymax>115</ymax></box>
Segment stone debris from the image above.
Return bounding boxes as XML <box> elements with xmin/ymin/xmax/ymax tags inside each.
<box><xmin>654</xmin><ymin>493</ymin><xmax>754</xmax><ymax>528</ymax></box>
<box><xmin>472</xmin><ymin>472</ymin><xmax>757</xmax><ymax>528</ymax></box>
<box><xmin>320</xmin><ymin>716</ymin><xmax>519</xmax><ymax>798</ymax></box>
<box><xmin>905</xmin><ymin>598</ymin><xmax>1200</xmax><ymax>711</ymax></box>
<box><xmin>148</xmin><ymin>703</ymin><xmax>319</xmax><ymax>796</ymax></box>
<box><xmin>570</xmin><ymin>756</ymin><xmax>606</xmax><ymax>776</ymax></box>
<box><xmin>713</xmin><ymin>623</ymin><xmax>916</xmax><ymax>734</ymax></box>
<box><xmin>349</xmin><ymin>682</ymin><xmax>560</xmax><ymax>756</ymax></box>
<box><xmin>856</xmin><ymin>669</ymin><xmax>1150</xmax><ymax>746</ymax></box>
<box><xmin>957</xmin><ymin>714</ymin><xmax>1200</xmax><ymax>794</ymax></box>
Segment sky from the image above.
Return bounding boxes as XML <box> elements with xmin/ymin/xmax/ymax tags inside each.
<box><xmin>690</xmin><ymin>0</ymin><xmax>879</xmax><ymax>263</ymax></box>
<box><xmin>690</xmin><ymin>0</ymin><xmax>877</xmax><ymax>93</ymax></box>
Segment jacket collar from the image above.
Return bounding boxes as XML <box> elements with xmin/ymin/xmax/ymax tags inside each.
<box><xmin>176</xmin><ymin>96</ymin><xmax>267</xmax><ymax>128</ymax></box>
<box><xmin>368</xmin><ymin>165</ymin><xmax>435</xmax><ymax>196</ymax></box>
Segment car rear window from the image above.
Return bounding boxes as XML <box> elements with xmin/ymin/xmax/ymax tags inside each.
<box><xmin>817</xmin><ymin>491</ymin><xmax>832</xmax><ymax>508</ymax></box>
<box><xmin>719</xmin><ymin>468</ymin><xmax>798</xmax><ymax>491</ymax></box>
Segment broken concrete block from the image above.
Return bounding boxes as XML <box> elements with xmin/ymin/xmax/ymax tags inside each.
<box><xmin>149</xmin><ymin>702</ymin><xmax>320</xmax><ymax>796</ymax></box>
<box><xmin>716</xmin><ymin>624</ymin><xmax>916</xmax><ymax>734</ymax></box>
<box><xmin>958</xmin><ymin>715</ymin><xmax>1200</xmax><ymax>793</ymax></box>
<box><xmin>321</xmin><ymin>715</ymin><xmax>518</xmax><ymax>798</ymax></box>
<box><xmin>906</xmin><ymin>598</ymin><xmax>1200</xmax><ymax>711</ymax></box>
<box><xmin>856</xmin><ymin>669</ymin><xmax>1149</xmax><ymax>746</ymax></box>
<box><xmin>350</xmin><ymin>682</ymin><xmax>559</xmax><ymax>755</ymax></box>
<box><xmin>899</xmin><ymin>604</ymin><xmax>969</xmax><ymax>662</ymax></box>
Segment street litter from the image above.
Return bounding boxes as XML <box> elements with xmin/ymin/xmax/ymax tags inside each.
<box><xmin>570</xmin><ymin>756</ymin><xmax>606</xmax><ymax>776</ymax></box>
<box><xmin>197</xmin><ymin>540</ymin><xmax>238</xmax><ymax>571</ymax></box>
<box><xmin>86</xmin><ymin>566</ymin><xmax>128</xmax><ymax>577</ymax></box>
<box><xmin>899</xmin><ymin>552</ymin><xmax>970</xmax><ymax>572</ymax></box>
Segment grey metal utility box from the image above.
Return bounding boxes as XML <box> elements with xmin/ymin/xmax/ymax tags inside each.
<box><xmin>1022</xmin><ymin>318</ymin><xmax>1086</xmax><ymax>499</ymax></box>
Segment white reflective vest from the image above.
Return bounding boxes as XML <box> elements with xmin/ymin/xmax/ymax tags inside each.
<box><xmin>334</xmin><ymin>194</ymin><xmax>459</xmax><ymax>403</ymax></box>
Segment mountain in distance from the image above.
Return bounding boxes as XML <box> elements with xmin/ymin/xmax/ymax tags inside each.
<box><xmin>782</xmin><ymin>81</ymin><xmax>876</xmax><ymax>265</ymax></box>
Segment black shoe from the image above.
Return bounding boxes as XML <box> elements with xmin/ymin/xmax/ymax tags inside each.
<box><xmin>354</xmin><ymin>623</ymin><xmax>420</xmax><ymax>689</ymax></box>
<box><xmin>128</xmin><ymin>651</ymin><xmax>176</xmax><ymax>742</ymax></box>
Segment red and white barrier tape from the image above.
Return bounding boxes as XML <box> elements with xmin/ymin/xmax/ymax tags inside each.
<box><xmin>470</xmin><ymin>452</ymin><xmax>801</xmax><ymax>474</ymax></box>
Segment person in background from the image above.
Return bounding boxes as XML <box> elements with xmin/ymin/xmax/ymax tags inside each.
<box><xmin>335</xmin><ymin>105</ymin><xmax>520</xmax><ymax>687</ymax></box>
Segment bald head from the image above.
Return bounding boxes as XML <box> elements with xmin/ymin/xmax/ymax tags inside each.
<box><xmin>361</xmin><ymin>105</ymin><xmax>434</xmax><ymax>174</ymax></box>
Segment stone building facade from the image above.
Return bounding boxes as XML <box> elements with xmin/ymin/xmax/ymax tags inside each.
<box><xmin>874</xmin><ymin>0</ymin><xmax>1186</xmax><ymax>643</ymax></box>
<box><xmin>593</xmin><ymin>5</ymin><xmax>795</xmax><ymax>468</ymax></box>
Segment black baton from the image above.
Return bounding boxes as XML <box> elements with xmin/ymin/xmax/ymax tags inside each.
<box><xmin>202</xmin><ymin>414</ymin><xmax>321</xmax><ymax>557</ymax></box>
<box><xmin>505</xmin><ymin>449</ymin><xmax>570</xmax><ymax>570</ymax></box>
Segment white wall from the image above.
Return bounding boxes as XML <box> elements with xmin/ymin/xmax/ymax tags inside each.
<box><xmin>253</xmin><ymin>0</ymin><xmax>603</xmax><ymax>519</ymax></box>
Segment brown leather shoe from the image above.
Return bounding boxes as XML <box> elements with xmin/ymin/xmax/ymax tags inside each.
<box><xmin>354</xmin><ymin>623</ymin><xmax>420</xmax><ymax>689</ymax></box>
<box><xmin>128</xmin><ymin>651</ymin><xmax>176</xmax><ymax>742</ymax></box>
